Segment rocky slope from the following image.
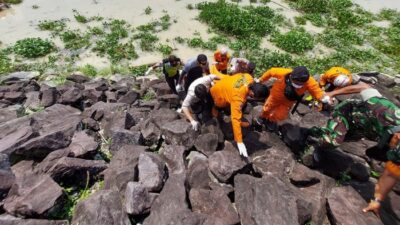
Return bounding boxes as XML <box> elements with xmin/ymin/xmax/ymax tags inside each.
<box><xmin>0</xmin><ymin>71</ymin><xmax>398</xmax><ymax>225</ymax></box>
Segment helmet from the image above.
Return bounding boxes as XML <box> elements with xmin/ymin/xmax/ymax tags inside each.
<box><xmin>333</xmin><ymin>75</ymin><xmax>350</xmax><ymax>87</ymax></box>
<box><xmin>291</xmin><ymin>66</ymin><xmax>310</xmax><ymax>83</ymax></box>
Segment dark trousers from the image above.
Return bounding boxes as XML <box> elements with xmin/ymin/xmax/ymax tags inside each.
<box><xmin>191</xmin><ymin>93</ymin><xmax>214</xmax><ymax>123</ymax></box>
<box><xmin>165</xmin><ymin>73</ymin><xmax>179</xmax><ymax>94</ymax></box>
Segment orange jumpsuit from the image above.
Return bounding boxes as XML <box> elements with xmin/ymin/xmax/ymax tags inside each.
<box><xmin>319</xmin><ymin>67</ymin><xmax>352</xmax><ymax>87</ymax></box>
<box><xmin>210</xmin><ymin>73</ymin><xmax>254</xmax><ymax>143</ymax></box>
<box><xmin>259</xmin><ymin>68</ymin><xmax>324</xmax><ymax>122</ymax></box>
<box><xmin>214</xmin><ymin>50</ymin><xmax>231</xmax><ymax>72</ymax></box>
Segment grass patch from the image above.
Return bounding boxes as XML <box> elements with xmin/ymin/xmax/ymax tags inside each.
<box><xmin>4</xmin><ymin>0</ymin><xmax>23</xmax><ymax>4</ymax></box>
<box><xmin>13</xmin><ymin>38</ymin><xmax>55</xmax><ymax>58</ymax></box>
<box><xmin>79</xmin><ymin>64</ymin><xmax>97</xmax><ymax>77</ymax></box>
<box><xmin>61</xmin><ymin>30</ymin><xmax>91</xmax><ymax>50</ymax></box>
<box><xmin>142</xmin><ymin>90</ymin><xmax>156</xmax><ymax>101</ymax></box>
<box><xmin>73</xmin><ymin>9</ymin><xmax>89</xmax><ymax>23</ymax></box>
<box><xmin>157</xmin><ymin>44</ymin><xmax>173</xmax><ymax>56</ymax></box>
<box><xmin>319</xmin><ymin>28</ymin><xmax>363</xmax><ymax>49</ymax></box>
<box><xmin>271</xmin><ymin>27</ymin><xmax>314</xmax><ymax>54</ymax></box>
<box><xmin>144</xmin><ymin>6</ymin><xmax>152</xmax><ymax>15</ymax></box>
<box><xmin>0</xmin><ymin>50</ymin><xmax>12</xmax><ymax>75</ymax></box>
<box><xmin>38</xmin><ymin>20</ymin><xmax>67</xmax><ymax>33</ymax></box>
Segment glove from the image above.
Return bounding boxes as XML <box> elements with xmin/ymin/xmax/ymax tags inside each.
<box><xmin>237</xmin><ymin>142</ymin><xmax>248</xmax><ymax>157</ymax></box>
<box><xmin>321</xmin><ymin>95</ymin><xmax>331</xmax><ymax>104</ymax></box>
<box><xmin>176</xmin><ymin>84</ymin><xmax>183</xmax><ymax>92</ymax></box>
<box><xmin>145</xmin><ymin>67</ymin><xmax>153</xmax><ymax>76</ymax></box>
<box><xmin>190</xmin><ymin>120</ymin><xmax>200</xmax><ymax>131</ymax></box>
<box><xmin>254</xmin><ymin>78</ymin><xmax>260</xmax><ymax>83</ymax></box>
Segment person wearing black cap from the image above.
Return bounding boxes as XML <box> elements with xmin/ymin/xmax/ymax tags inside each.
<box><xmin>176</xmin><ymin>54</ymin><xmax>210</xmax><ymax>93</ymax></box>
<box><xmin>255</xmin><ymin>66</ymin><xmax>330</xmax><ymax>130</ymax></box>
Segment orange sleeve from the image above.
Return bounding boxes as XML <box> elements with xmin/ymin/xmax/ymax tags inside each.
<box><xmin>230</xmin><ymin>97</ymin><xmax>244</xmax><ymax>143</ymax></box>
<box><xmin>319</xmin><ymin>73</ymin><xmax>328</xmax><ymax>87</ymax></box>
<box><xmin>259</xmin><ymin>68</ymin><xmax>292</xmax><ymax>83</ymax></box>
<box><xmin>306</xmin><ymin>77</ymin><xmax>325</xmax><ymax>100</ymax></box>
<box><xmin>214</xmin><ymin>51</ymin><xmax>220</xmax><ymax>61</ymax></box>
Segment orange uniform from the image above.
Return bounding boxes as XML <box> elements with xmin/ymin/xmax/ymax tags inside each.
<box><xmin>214</xmin><ymin>50</ymin><xmax>231</xmax><ymax>72</ymax></box>
<box><xmin>319</xmin><ymin>67</ymin><xmax>352</xmax><ymax>87</ymax></box>
<box><xmin>210</xmin><ymin>73</ymin><xmax>254</xmax><ymax>143</ymax></box>
<box><xmin>259</xmin><ymin>68</ymin><xmax>324</xmax><ymax>122</ymax></box>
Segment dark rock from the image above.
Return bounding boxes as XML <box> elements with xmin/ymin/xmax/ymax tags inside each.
<box><xmin>82</xmin><ymin>102</ymin><xmax>127</xmax><ymax>122</ymax></box>
<box><xmin>34</xmin><ymin>149</ymin><xmax>70</xmax><ymax>174</ymax></box>
<box><xmin>0</xmin><ymin>214</ymin><xmax>68</xmax><ymax>225</ymax></box>
<box><xmin>189</xmin><ymin>188</ymin><xmax>239</xmax><ymax>225</ymax></box>
<box><xmin>83</xmin><ymin>79</ymin><xmax>109</xmax><ymax>92</ymax></box>
<box><xmin>124</xmin><ymin>182</ymin><xmax>157</xmax><ymax>215</ymax></box>
<box><xmin>58</xmin><ymin>87</ymin><xmax>82</xmax><ymax>105</ymax></box>
<box><xmin>327</xmin><ymin>186</ymin><xmax>384</xmax><ymax>225</ymax></box>
<box><xmin>0</xmin><ymin>153</ymin><xmax>10</xmax><ymax>170</ymax></box>
<box><xmin>40</xmin><ymin>88</ymin><xmax>58</xmax><ymax>108</ymax></box>
<box><xmin>235</xmin><ymin>174</ymin><xmax>312</xmax><ymax>225</ymax></box>
<box><xmin>296</xmin><ymin>103</ymin><xmax>312</xmax><ymax>115</ymax></box>
<box><xmin>0</xmin><ymin>170</ymin><xmax>15</xmax><ymax>201</ymax></box>
<box><xmin>340</xmin><ymin>140</ymin><xmax>377</xmax><ymax>160</ymax></box>
<box><xmin>4</xmin><ymin>174</ymin><xmax>64</xmax><ymax>217</ymax></box>
<box><xmin>109</xmin><ymin>129</ymin><xmax>144</xmax><ymax>153</ymax></box>
<box><xmin>160</xmin><ymin>144</ymin><xmax>186</xmax><ymax>175</ymax></box>
<box><xmin>186</xmin><ymin>152</ymin><xmax>210</xmax><ymax>189</ymax></box>
<box><xmin>194</xmin><ymin>133</ymin><xmax>218</xmax><ymax>156</ymax></box>
<box><xmin>280</xmin><ymin>121</ymin><xmax>309</xmax><ymax>154</ymax></box>
<box><xmin>82</xmin><ymin>89</ymin><xmax>105</xmax><ymax>106</ymax></box>
<box><xmin>11</xmin><ymin>160</ymin><xmax>35</xmax><ymax>178</ymax></box>
<box><xmin>127</xmin><ymin>108</ymin><xmax>151</xmax><ymax>125</ymax></box>
<box><xmin>4</xmin><ymin>92</ymin><xmax>25</xmax><ymax>103</ymax></box>
<box><xmin>81</xmin><ymin>118</ymin><xmax>100</xmax><ymax>131</ymax></box>
<box><xmin>23</xmin><ymin>92</ymin><xmax>41</xmax><ymax>109</ymax></box>
<box><xmin>103</xmin><ymin>145</ymin><xmax>146</xmax><ymax>192</ymax></box>
<box><xmin>105</xmin><ymin>91</ymin><xmax>117</xmax><ymax>103</ymax></box>
<box><xmin>138</xmin><ymin>152</ymin><xmax>165</xmax><ymax>192</ymax></box>
<box><xmin>23</xmin><ymin>80</ymin><xmax>41</xmax><ymax>93</ymax></box>
<box><xmin>0</xmin><ymin>71</ymin><xmax>40</xmax><ymax>83</ymax></box>
<box><xmin>71</xmin><ymin>190</ymin><xmax>130</xmax><ymax>225</ymax></box>
<box><xmin>0</xmin><ymin>125</ymin><xmax>39</xmax><ymax>157</ymax></box>
<box><xmin>67</xmin><ymin>74</ymin><xmax>90</xmax><ymax>83</ymax></box>
<box><xmin>252</xmin><ymin>145</ymin><xmax>295</xmax><ymax>179</ymax></box>
<box><xmin>209</xmin><ymin>182</ymin><xmax>234</xmax><ymax>196</ymax></box>
<box><xmin>242</xmin><ymin>131</ymin><xmax>271</xmax><ymax>155</ymax></box>
<box><xmin>300</xmin><ymin>111</ymin><xmax>330</xmax><ymax>129</ymax></box>
<box><xmin>0</xmin><ymin>105</ymin><xmax>24</xmax><ymax>124</ymax></box>
<box><xmin>208</xmin><ymin>141</ymin><xmax>247</xmax><ymax>183</ymax></box>
<box><xmin>151</xmin><ymin>82</ymin><xmax>172</xmax><ymax>96</ymax></box>
<box><xmin>157</xmin><ymin>94</ymin><xmax>180</xmax><ymax>108</ymax></box>
<box><xmin>161</xmin><ymin>119</ymin><xmax>197</xmax><ymax>148</ymax></box>
<box><xmin>118</xmin><ymin>90</ymin><xmax>139</xmax><ymax>105</ymax></box>
<box><xmin>66</xmin><ymin>131</ymin><xmax>99</xmax><ymax>158</ymax></box>
<box><xmin>377</xmin><ymin>74</ymin><xmax>396</xmax><ymax>88</ymax></box>
<box><xmin>103</xmin><ymin>111</ymin><xmax>135</xmax><ymax>138</ymax></box>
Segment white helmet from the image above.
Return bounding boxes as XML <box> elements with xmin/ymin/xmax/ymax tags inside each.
<box><xmin>220</xmin><ymin>47</ymin><xmax>228</xmax><ymax>55</ymax></box>
<box><xmin>333</xmin><ymin>75</ymin><xmax>350</xmax><ymax>87</ymax></box>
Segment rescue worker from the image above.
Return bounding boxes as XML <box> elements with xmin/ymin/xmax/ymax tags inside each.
<box><xmin>177</xmin><ymin>54</ymin><xmax>210</xmax><ymax>93</ymax></box>
<box><xmin>210</xmin><ymin>72</ymin><xmax>269</xmax><ymax>157</ymax></box>
<box><xmin>319</xmin><ymin>67</ymin><xmax>360</xmax><ymax>92</ymax></box>
<box><xmin>213</xmin><ymin>47</ymin><xmax>230</xmax><ymax>74</ymax></box>
<box><xmin>181</xmin><ymin>74</ymin><xmax>222</xmax><ymax>131</ymax></box>
<box><xmin>255</xmin><ymin>66</ymin><xmax>330</xmax><ymax>130</ymax></box>
<box><xmin>305</xmin><ymin>83</ymin><xmax>400</xmax><ymax>165</ymax></box>
<box><xmin>145</xmin><ymin>55</ymin><xmax>183</xmax><ymax>94</ymax></box>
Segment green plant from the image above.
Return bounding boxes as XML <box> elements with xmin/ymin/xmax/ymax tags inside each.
<box><xmin>0</xmin><ymin>50</ymin><xmax>12</xmax><ymax>75</ymax></box>
<box><xmin>319</xmin><ymin>28</ymin><xmax>363</xmax><ymax>48</ymax></box>
<box><xmin>4</xmin><ymin>0</ymin><xmax>23</xmax><ymax>4</ymax></box>
<box><xmin>292</xmin><ymin>0</ymin><xmax>329</xmax><ymax>13</ymax></box>
<box><xmin>157</xmin><ymin>44</ymin><xmax>173</xmax><ymax>56</ymax></box>
<box><xmin>144</xmin><ymin>6</ymin><xmax>152</xmax><ymax>15</ymax></box>
<box><xmin>336</xmin><ymin>171</ymin><xmax>351</xmax><ymax>186</ymax></box>
<box><xmin>174</xmin><ymin>37</ymin><xmax>185</xmax><ymax>44</ymax></box>
<box><xmin>272</xmin><ymin>27</ymin><xmax>314</xmax><ymax>54</ymax></box>
<box><xmin>88</xmin><ymin>26</ymin><xmax>105</xmax><ymax>36</ymax></box>
<box><xmin>13</xmin><ymin>38</ymin><xmax>54</xmax><ymax>58</ymax></box>
<box><xmin>32</xmin><ymin>4</ymin><xmax>39</xmax><ymax>9</ymax></box>
<box><xmin>61</xmin><ymin>30</ymin><xmax>91</xmax><ymax>50</ymax></box>
<box><xmin>186</xmin><ymin>4</ymin><xmax>193</xmax><ymax>10</ymax></box>
<box><xmin>377</xmin><ymin>8</ymin><xmax>400</xmax><ymax>21</ymax></box>
<box><xmin>250</xmin><ymin>0</ymin><xmax>257</xmax><ymax>3</ymax></box>
<box><xmin>24</xmin><ymin>106</ymin><xmax>45</xmax><ymax>115</ymax></box>
<box><xmin>294</xmin><ymin>16</ymin><xmax>306</xmax><ymax>25</ymax></box>
<box><xmin>79</xmin><ymin>64</ymin><xmax>97</xmax><ymax>77</ymax></box>
<box><xmin>99</xmin><ymin>131</ymin><xmax>112</xmax><ymax>162</ymax></box>
<box><xmin>142</xmin><ymin>90</ymin><xmax>156</xmax><ymax>101</ymax></box>
<box><xmin>73</xmin><ymin>9</ymin><xmax>89</xmax><ymax>23</ymax></box>
<box><xmin>129</xmin><ymin>65</ymin><xmax>148</xmax><ymax>76</ymax></box>
<box><xmin>304</xmin><ymin>13</ymin><xmax>326</xmax><ymax>27</ymax></box>
<box><xmin>370</xmin><ymin>170</ymin><xmax>380</xmax><ymax>179</ymax></box>
<box><xmin>133</xmin><ymin>32</ymin><xmax>159</xmax><ymax>51</ymax></box>
<box><xmin>38</xmin><ymin>20</ymin><xmax>67</xmax><ymax>33</ymax></box>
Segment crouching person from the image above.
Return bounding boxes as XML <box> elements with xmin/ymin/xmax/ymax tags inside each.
<box><xmin>182</xmin><ymin>75</ymin><xmax>221</xmax><ymax>131</ymax></box>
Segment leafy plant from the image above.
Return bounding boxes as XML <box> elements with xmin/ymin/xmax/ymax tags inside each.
<box><xmin>272</xmin><ymin>27</ymin><xmax>314</xmax><ymax>54</ymax></box>
<box><xmin>336</xmin><ymin>171</ymin><xmax>351</xmax><ymax>186</ymax></box>
<box><xmin>144</xmin><ymin>6</ymin><xmax>152</xmax><ymax>15</ymax></box>
<box><xmin>142</xmin><ymin>90</ymin><xmax>156</xmax><ymax>101</ymax></box>
<box><xmin>0</xmin><ymin>50</ymin><xmax>12</xmax><ymax>75</ymax></box>
<box><xmin>73</xmin><ymin>9</ymin><xmax>89</xmax><ymax>23</ymax></box>
<box><xmin>174</xmin><ymin>37</ymin><xmax>185</xmax><ymax>44</ymax></box>
<box><xmin>319</xmin><ymin>28</ymin><xmax>363</xmax><ymax>49</ymax></box>
<box><xmin>38</xmin><ymin>20</ymin><xmax>67</xmax><ymax>33</ymax></box>
<box><xmin>370</xmin><ymin>170</ymin><xmax>380</xmax><ymax>179</ymax></box>
<box><xmin>13</xmin><ymin>38</ymin><xmax>55</xmax><ymax>58</ymax></box>
<box><xmin>129</xmin><ymin>65</ymin><xmax>148</xmax><ymax>76</ymax></box>
<box><xmin>79</xmin><ymin>64</ymin><xmax>97</xmax><ymax>77</ymax></box>
<box><xmin>60</xmin><ymin>30</ymin><xmax>91</xmax><ymax>50</ymax></box>
<box><xmin>292</xmin><ymin>0</ymin><xmax>329</xmax><ymax>14</ymax></box>
<box><xmin>4</xmin><ymin>0</ymin><xmax>23</xmax><ymax>4</ymax></box>
<box><xmin>133</xmin><ymin>32</ymin><xmax>159</xmax><ymax>51</ymax></box>
<box><xmin>186</xmin><ymin>4</ymin><xmax>194</xmax><ymax>10</ymax></box>
<box><xmin>294</xmin><ymin>16</ymin><xmax>306</xmax><ymax>25</ymax></box>
<box><xmin>304</xmin><ymin>13</ymin><xmax>326</xmax><ymax>27</ymax></box>
<box><xmin>157</xmin><ymin>44</ymin><xmax>173</xmax><ymax>56</ymax></box>
<box><xmin>32</xmin><ymin>4</ymin><xmax>39</xmax><ymax>9</ymax></box>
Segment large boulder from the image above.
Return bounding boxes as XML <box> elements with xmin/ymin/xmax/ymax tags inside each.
<box><xmin>252</xmin><ymin>145</ymin><xmax>295</xmax><ymax>179</ymax></box>
<box><xmin>40</xmin><ymin>87</ymin><xmax>59</xmax><ymax>108</ymax></box>
<box><xmin>327</xmin><ymin>186</ymin><xmax>384</xmax><ymax>225</ymax></box>
<box><xmin>3</xmin><ymin>174</ymin><xmax>64</xmax><ymax>218</ymax></box>
<box><xmin>0</xmin><ymin>71</ymin><xmax>40</xmax><ymax>83</ymax></box>
<box><xmin>82</xmin><ymin>102</ymin><xmax>128</xmax><ymax>122</ymax></box>
<box><xmin>67</xmin><ymin>74</ymin><xmax>90</xmax><ymax>83</ymax></box>
<box><xmin>189</xmin><ymin>188</ymin><xmax>239</xmax><ymax>225</ymax></box>
<box><xmin>161</xmin><ymin>119</ymin><xmax>197</xmax><ymax>148</ymax></box>
<box><xmin>118</xmin><ymin>90</ymin><xmax>139</xmax><ymax>105</ymax></box>
<box><xmin>0</xmin><ymin>105</ymin><xmax>23</xmax><ymax>124</ymax></box>
<box><xmin>124</xmin><ymin>182</ymin><xmax>158</xmax><ymax>216</ymax></box>
<box><xmin>71</xmin><ymin>190</ymin><xmax>130</xmax><ymax>225</ymax></box>
<box><xmin>194</xmin><ymin>133</ymin><xmax>218</xmax><ymax>157</ymax></box>
<box><xmin>23</xmin><ymin>92</ymin><xmax>41</xmax><ymax>110</ymax></box>
<box><xmin>65</xmin><ymin>131</ymin><xmax>99</xmax><ymax>158</ymax></box>
<box><xmin>109</xmin><ymin>129</ymin><xmax>144</xmax><ymax>153</ymax></box>
<box><xmin>138</xmin><ymin>152</ymin><xmax>165</xmax><ymax>192</ymax></box>
<box><xmin>186</xmin><ymin>152</ymin><xmax>211</xmax><ymax>190</ymax></box>
<box><xmin>0</xmin><ymin>168</ymin><xmax>15</xmax><ymax>201</ymax></box>
<box><xmin>0</xmin><ymin>214</ymin><xmax>68</xmax><ymax>225</ymax></box>
<box><xmin>208</xmin><ymin>141</ymin><xmax>247</xmax><ymax>183</ymax></box>
<box><xmin>103</xmin><ymin>111</ymin><xmax>135</xmax><ymax>138</ymax></box>
<box><xmin>159</xmin><ymin>144</ymin><xmax>186</xmax><ymax>175</ymax></box>
<box><xmin>58</xmin><ymin>87</ymin><xmax>83</xmax><ymax>105</ymax></box>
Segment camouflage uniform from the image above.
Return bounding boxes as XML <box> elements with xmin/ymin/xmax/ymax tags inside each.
<box><xmin>312</xmin><ymin>96</ymin><xmax>400</xmax><ymax>164</ymax></box>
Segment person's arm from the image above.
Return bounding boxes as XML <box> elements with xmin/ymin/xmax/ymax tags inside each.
<box><xmin>145</xmin><ymin>62</ymin><xmax>162</xmax><ymax>75</ymax></box>
<box><xmin>326</xmin><ymin>82</ymin><xmax>370</xmax><ymax>98</ymax></box>
<box><xmin>231</xmin><ymin>98</ymin><xmax>244</xmax><ymax>144</ymax></box>
<box><xmin>307</xmin><ymin>77</ymin><xmax>325</xmax><ymax>101</ymax></box>
<box><xmin>259</xmin><ymin>68</ymin><xmax>291</xmax><ymax>83</ymax></box>
<box><xmin>178</xmin><ymin>63</ymin><xmax>190</xmax><ymax>84</ymax></box>
<box><xmin>182</xmin><ymin>106</ymin><xmax>195</xmax><ymax>122</ymax></box>
<box><xmin>319</xmin><ymin>73</ymin><xmax>327</xmax><ymax>87</ymax></box>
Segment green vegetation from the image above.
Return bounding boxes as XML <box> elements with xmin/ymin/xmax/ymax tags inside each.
<box><xmin>13</xmin><ymin>38</ymin><xmax>54</xmax><ymax>58</ymax></box>
<box><xmin>73</xmin><ymin>9</ymin><xmax>89</xmax><ymax>23</ymax></box>
<box><xmin>272</xmin><ymin>28</ymin><xmax>314</xmax><ymax>54</ymax></box>
<box><xmin>157</xmin><ymin>44</ymin><xmax>173</xmax><ymax>56</ymax></box>
<box><xmin>142</xmin><ymin>90</ymin><xmax>156</xmax><ymax>101</ymax></box>
<box><xmin>61</xmin><ymin>30</ymin><xmax>91</xmax><ymax>50</ymax></box>
<box><xmin>38</xmin><ymin>20</ymin><xmax>67</xmax><ymax>33</ymax></box>
<box><xmin>144</xmin><ymin>6</ymin><xmax>152</xmax><ymax>15</ymax></box>
<box><xmin>79</xmin><ymin>64</ymin><xmax>97</xmax><ymax>77</ymax></box>
<box><xmin>32</xmin><ymin>4</ymin><xmax>39</xmax><ymax>9</ymax></box>
<box><xmin>294</xmin><ymin>16</ymin><xmax>306</xmax><ymax>25</ymax></box>
<box><xmin>4</xmin><ymin>0</ymin><xmax>23</xmax><ymax>4</ymax></box>
<box><xmin>319</xmin><ymin>28</ymin><xmax>363</xmax><ymax>48</ymax></box>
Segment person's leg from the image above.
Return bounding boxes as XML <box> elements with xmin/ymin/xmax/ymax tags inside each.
<box><xmin>165</xmin><ymin>74</ymin><xmax>178</xmax><ymax>94</ymax></box>
<box><xmin>201</xmin><ymin>94</ymin><xmax>214</xmax><ymax>123</ymax></box>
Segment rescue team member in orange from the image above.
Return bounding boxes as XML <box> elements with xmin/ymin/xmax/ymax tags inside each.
<box><xmin>319</xmin><ymin>67</ymin><xmax>359</xmax><ymax>92</ymax></box>
<box><xmin>213</xmin><ymin>47</ymin><xmax>230</xmax><ymax>74</ymax></box>
<box><xmin>210</xmin><ymin>72</ymin><xmax>269</xmax><ymax>157</ymax></box>
<box><xmin>256</xmin><ymin>66</ymin><xmax>330</xmax><ymax>130</ymax></box>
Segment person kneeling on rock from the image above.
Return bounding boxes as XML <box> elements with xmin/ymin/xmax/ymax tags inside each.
<box><xmin>304</xmin><ymin>83</ymin><xmax>400</xmax><ymax>170</ymax></box>
<box><xmin>181</xmin><ymin>74</ymin><xmax>221</xmax><ymax>131</ymax></box>
<box><xmin>210</xmin><ymin>71</ymin><xmax>269</xmax><ymax>157</ymax></box>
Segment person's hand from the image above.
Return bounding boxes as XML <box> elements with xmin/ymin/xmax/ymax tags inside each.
<box><xmin>176</xmin><ymin>84</ymin><xmax>183</xmax><ymax>92</ymax></box>
<box><xmin>254</xmin><ymin>78</ymin><xmax>260</xmax><ymax>83</ymax></box>
<box><xmin>363</xmin><ymin>200</ymin><xmax>381</xmax><ymax>217</ymax></box>
<box><xmin>237</xmin><ymin>142</ymin><xmax>248</xmax><ymax>157</ymax></box>
<box><xmin>389</xmin><ymin>132</ymin><xmax>400</xmax><ymax>149</ymax></box>
<box><xmin>190</xmin><ymin>120</ymin><xmax>200</xmax><ymax>131</ymax></box>
<box><xmin>145</xmin><ymin>67</ymin><xmax>153</xmax><ymax>76</ymax></box>
<box><xmin>321</xmin><ymin>95</ymin><xmax>332</xmax><ymax>105</ymax></box>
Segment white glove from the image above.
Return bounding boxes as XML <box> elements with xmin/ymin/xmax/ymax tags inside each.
<box><xmin>145</xmin><ymin>67</ymin><xmax>153</xmax><ymax>76</ymax></box>
<box><xmin>190</xmin><ymin>120</ymin><xmax>200</xmax><ymax>131</ymax></box>
<box><xmin>176</xmin><ymin>84</ymin><xmax>183</xmax><ymax>92</ymax></box>
<box><xmin>237</xmin><ymin>142</ymin><xmax>248</xmax><ymax>157</ymax></box>
<box><xmin>254</xmin><ymin>78</ymin><xmax>260</xmax><ymax>83</ymax></box>
<box><xmin>321</xmin><ymin>95</ymin><xmax>331</xmax><ymax>104</ymax></box>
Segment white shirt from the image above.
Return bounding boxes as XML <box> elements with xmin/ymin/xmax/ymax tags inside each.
<box><xmin>182</xmin><ymin>74</ymin><xmax>218</xmax><ymax>108</ymax></box>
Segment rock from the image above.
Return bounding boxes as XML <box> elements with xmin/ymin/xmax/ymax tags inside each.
<box><xmin>138</xmin><ymin>152</ymin><xmax>165</xmax><ymax>192</ymax></box>
<box><xmin>279</xmin><ymin>121</ymin><xmax>309</xmax><ymax>154</ymax></box>
<box><xmin>11</xmin><ymin>160</ymin><xmax>35</xmax><ymax>178</ymax></box>
<box><xmin>0</xmin><ymin>125</ymin><xmax>39</xmax><ymax>158</ymax></box>
<box><xmin>189</xmin><ymin>188</ymin><xmax>239</xmax><ymax>225</ymax></box>
<box><xmin>252</xmin><ymin>145</ymin><xmax>295</xmax><ymax>179</ymax></box>
<box><xmin>118</xmin><ymin>90</ymin><xmax>139</xmax><ymax>105</ymax></box>
<box><xmin>377</xmin><ymin>74</ymin><xmax>396</xmax><ymax>88</ymax></box>
<box><xmin>194</xmin><ymin>133</ymin><xmax>218</xmax><ymax>156</ymax></box>
<box><xmin>109</xmin><ymin>129</ymin><xmax>144</xmax><ymax>153</ymax></box>
<box><xmin>23</xmin><ymin>92</ymin><xmax>41</xmax><ymax>109</ymax></box>
<box><xmin>242</xmin><ymin>131</ymin><xmax>271</xmax><ymax>155</ymax></box>
<box><xmin>340</xmin><ymin>139</ymin><xmax>377</xmax><ymax>160</ymax></box>
<box><xmin>82</xmin><ymin>89</ymin><xmax>105</xmax><ymax>106</ymax></box>
<box><xmin>71</xmin><ymin>190</ymin><xmax>130</xmax><ymax>225</ymax></box>
<box><xmin>3</xmin><ymin>92</ymin><xmax>25</xmax><ymax>103</ymax></box>
<box><xmin>161</xmin><ymin>119</ymin><xmax>197</xmax><ymax>148</ymax></box>
<box><xmin>23</xmin><ymin>80</ymin><xmax>41</xmax><ymax>93</ymax></box>
<box><xmin>83</xmin><ymin>102</ymin><xmax>128</xmax><ymax>122</ymax></box>
<box><xmin>66</xmin><ymin>131</ymin><xmax>99</xmax><ymax>158</ymax></box>
<box><xmin>151</xmin><ymin>82</ymin><xmax>172</xmax><ymax>96</ymax></box>
<box><xmin>0</xmin><ymin>71</ymin><xmax>40</xmax><ymax>83</ymax></box>
<box><xmin>0</xmin><ymin>153</ymin><xmax>10</xmax><ymax>170</ymax></box>
<box><xmin>186</xmin><ymin>152</ymin><xmax>210</xmax><ymax>189</ymax></box>
<box><xmin>105</xmin><ymin>91</ymin><xmax>117</xmax><ymax>103</ymax></box>
<box><xmin>0</xmin><ymin>169</ymin><xmax>15</xmax><ymax>201</ymax></box>
<box><xmin>40</xmin><ymin>87</ymin><xmax>59</xmax><ymax>108</ymax></box>
<box><xmin>103</xmin><ymin>145</ymin><xmax>146</xmax><ymax>192</ymax></box>
<box><xmin>58</xmin><ymin>87</ymin><xmax>83</xmax><ymax>105</ymax></box>
<box><xmin>103</xmin><ymin>111</ymin><xmax>135</xmax><ymax>138</ymax></box>
<box><xmin>4</xmin><ymin>174</ymin><xmax>64</xmax><ymax>217</ymax></box>
<box><xmin>235</xmin><ymin>174</ymin><xmax>312</xmax><ymax>225</ymax></box>
<box><xmin>160</xmin><ymin>144</ymin><xmax>186</xmax><ymax>175</ymax></box>
<box><xmin>0</xmin><ymin>105</ymin><xmax>24</xmax><ymax>124</ymax></box>
<box><xmin>124</xmin><ymin>182</ymin><xmax>157</xmax><ymax>215</ymax></box>
<box><xmin>83</xmin><ymin>79</ymin><xmax>109</xmax><ymax>92</ymax></box>
<box><xmin>327</xmin><ymin>186</ymin><xmax>384</xmax><ymax>225</ymax></box>
<box><xmin>34</xmin><ymin>149</ymin><xmax>70</xmax><ymax>174</ymax></box>
<box><xmin>0</xmin><ymin>214</ymin><xmax>69</xmax><ymax>225</ymax></box>
<box><xmin>67</xmin><ymin>74</ymin><xmax>90</xmax><ymax>83</ymax></box>
<box><xmin>208</xmin><ymin>141</ymin><xmax>247</xmax><ymax>183</ymax></box>
<box><xmin>81</xmin><ymin>118</ymin><xmax>100</xmax><ymax>131</ymax></box>
<box><xmin>127</xmin><ymin>107</ymin><xmax>151</xmax><ymax>125</ymax></box>
<box><xmin>157</xmin><ymin>94</ymin><xmax>180</xmax><ymax>108</ymax></box>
